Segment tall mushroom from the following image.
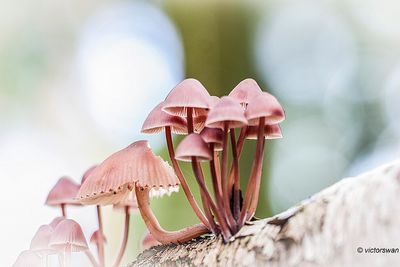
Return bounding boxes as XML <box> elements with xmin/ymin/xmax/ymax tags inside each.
<box><xmin>77</xmin><ymin>140</ymin><xmax>209</xmax><ymax>246</ymax></box>
<box><xmin>205</xmin><ymin>96</ymin><xmax>248</xmax><ymax>231</ymax></box>
<box><xmin>45</xmin><ymin>176</ymin><xmax>80</xmax><ymax>217</ymax></box>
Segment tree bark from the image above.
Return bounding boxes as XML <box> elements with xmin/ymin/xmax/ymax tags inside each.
<box><xmin>129</xmin><ymin>160</ymin><xmax>400</xmax><ymax>267</ymax></box>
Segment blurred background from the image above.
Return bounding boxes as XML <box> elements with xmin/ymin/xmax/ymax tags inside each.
<box><xmin>1</xmin><ymin>0</ymin><xmax>400</xmax><ymax>265</ymax></box>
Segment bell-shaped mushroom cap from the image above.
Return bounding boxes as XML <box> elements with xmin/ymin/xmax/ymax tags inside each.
<box><xmin>49</xmin><ymin>219</ymin><xmax>88</xmax><ymax>252</ymax></box>
<box><xmin>245</xmin><ymin>92</ymin><xmax>285</xmax><ymax>125</ymax></box>
<box><xmin>81</xmin><ymin>165</ymin><xmax>97</xmax><ymax>185</ymax></box>
<box><xmin>245</xmin><ymin>124</ymin><xmax>283</xmax><ymax>140</ymax></box>
<box><xmin>30</xmin><ymin>225</ymin><xmax>56</xmax><ymax>255</ymax></box>
<box><xmin>228</xmin><ymin>78</ymin><xmax>263</xmax><ymax>106</ymax></box>
<box><xmin>205</xmin><ymin>96</ymin><xmax>248</xmax><ymax>129</ymax></box>
<box><xmin>12</xmin><ymin>250</ymin><xmax>41</xmax><ymax>267</ymax></box>
<box><xmin>45</xmin><ymin>176</ymin><xmax>80</xmax><ymax>206</ymax></box>
<box><xmin>200</xmin><ymin>127</ymin><xmax>223</xmax><ymax>150</ymax></box>
<box><xmin>90</xmin><ymin>230</ymin><xmax>107</xmax><ymax>245</ymax></box>
<box><xmin>175</xmin><ymin>133</ymin><xmax>212</xmax><ymax>162</ymax></box>
<box><xmin>141</xmin><ymin>232</ymin><xmax>160</xmax><ymax>250</ymax></box>
<box><xmin>141</xmin><ymin>102</ymin><xmax>187</xmax><ymax>135</ymax></box>
<box><xmin>49</xmin><ymin>217</ymin><xmax>65</xmax><ymax>229</ymax></box>
<box><xmin>162</xmin><ymin>78</ymin><xmax>211</xmax><ymax>117</ymax></box>
<box><xmin>77</xmin><ymin>140</ymin><xmax>179</xmax><ymax>205</ymax></box>
<box><xmin>113</xmin><ymin>192</ymin><xmax>139</xmax><ymax>213</ymax></box>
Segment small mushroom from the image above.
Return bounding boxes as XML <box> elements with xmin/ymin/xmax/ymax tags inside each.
<box><xmin>90</xmin><ymin>229</ymin><xmax>107</xmax><ymax>264</ymax></box>
<box><xmin>245</xmin><ymin>92</ymin><xmax>285</xmax><ymax>125</ymax></box>
<box><xmin>49</xmin><ymin>219</ymin><xmax>98</xmax><ymax>267</ymax></box>
<box><xmin>45</xmin><ymin>176</ymin><xmax>80</xmax><ymax>217</ymax></box>
<box><xmin>12</xmin><ymin>250</ymin><xmax>41</xmax><ymax>267</ymax></box>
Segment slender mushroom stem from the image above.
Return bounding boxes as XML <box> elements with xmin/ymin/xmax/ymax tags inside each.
<box><xmin>165</xmin><ymin>127</ymin><xmax>209</xmax><ymax>228</ymax></box>
<box><xmin>112</xmin><ymin>206</ymin><xmax>130</xmax><ymax>267</ymax></box>
<box><xmin>227</xmin><ymin>126</ymin><xmax>247</xmax><ymax>198</ymax></box>
<box><xmin>238</xmin><ymin>117</ymin><xmax>265</xmax><ymax>226</ymax></box>
<box><xmin>61</xmin><ymin>204</ymin><xmax>66</xmax><ymax>217</ymax></box>
<box><xmin>246</xmin><ymin>138</ymin><xmax>266</xmax><ymax>221</ymax></box>
<box><xmin>230</xmin><ymin>130</ymin><xmax>240</xmax><ymax>220</ymax></box>
<box><xmin>96</xmin><ymin>206</ymin><xmax>105</xmax><ymax>267</ymax></box>
<box><xmin>135</xmin><ymin>187</ymin><xmax>210</xmax><ymax>244</ymax></box>
<box><xmin>221</xmin><ymin>122</ymin><xmax>237</xmax><ymax>232</ymax></box>
<box><xmin>214</xmin><ymin>150</ymin><xmax>222</xmax><ymax>194</ymax></box>
<box><xmin>84</xmin><ymin>249</ymin><xmax>100</xmax><ymax>267</ymax></box>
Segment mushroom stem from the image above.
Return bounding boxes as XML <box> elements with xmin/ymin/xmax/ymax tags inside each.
<box><xmin>209</xmin><ymin>144</ymin><xmax>232</xmax><ymax>241</ymax></box>
<box><xmin>84</xmin><ymin>249</ymin><xmax>100</xmax><ymax>267</ymax></box>
<box><xmin>227</xmin><ymin>126</ymin><xmax>247</xmax><ymax>198</ymax></box>
<box><xmin>135</xmin><ymin>187</ymin><xmax>210</xmax><ymax>244</ymax></box>
<box><xmin>112</xmin><ymin>206</ymin><xmax>130</xmax><ymax>267</ymax></box>
<box><xmin>61</xmin><ymin>204</ymin><xmax>66</xmax><ymax>217</ymax></box>
<box><xmin>165</xmin><ymin>127</ymin><xmax>210</xmax><ymax>228</ymax></box>
<box><xmin>246</xmin><ymin>139</ymin><xmax>266</xmax><ymax>221</ymax></box>
<box><xmin>191</xmin><ymin>158</ymin><xmax>219</xmax><ymax>235</ymax></box>
<box><xmin>187</xmin><ymin>107</ymin><xmax>194</xmax><ymax>134</ymax></box>
<box><xmin>96</xmin><ymin>206</ymin><xmax>105</xmax><ymax>267</ymax></box>
<box><xmin>221</xmin><ymin>122</ymin><xmax>237</xmax><ymax>232</ymax></box>
<box><xmin>239</xmin><ymin>117</ymin><xmax>265</xmax><ymax>226</ymax></box>
<box><xmin>230</xmin><ymin>129</ymin><xmax>240</xmax><ymax>220</ymax></box>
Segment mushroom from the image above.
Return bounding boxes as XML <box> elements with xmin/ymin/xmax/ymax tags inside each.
<box><xmin>30</xmin><ymin>224</ymin><xmax>56</xmax><ymax>265</ymax></box>
<box><xmin>90</xmin><ymin>229</ymin><xmax>107</xmax><ymax>264</ymax></box>
<box><xmin>12</xmin><ymin>250</ymin><xmax>41</xmax><ymax>267</ymax></box>
<box><xmin>78</xmin><ymin>140</ymin><xmax>209</xmax><ymax>245</ymax></box>
<box><xmin>141</xmin><ymin>102</ymin><xmax>209</xmax><ymax>228</ymax></box>
<box><xmin>205</xmin><ymin>96</ymin><xmax>248</xmax><ymax>231</ymax></box>
<box><xmin>238</xmin><ymin>92</ymin><xmax>285</xmax><ymax>226</ymax></box>
<box><xmin>49</xmin><ymin>219</ymin><xmax>98</xmax><ymax>267</ymax></box>
<box><xmin>175</xmin><ymin>133</ymin><xmax>231</xmax><ymax>240</ymax></box>
<box><xmin>45</xmin><ymin>176</ymin><xmax>80</xmax><ymax>217</ymax></box>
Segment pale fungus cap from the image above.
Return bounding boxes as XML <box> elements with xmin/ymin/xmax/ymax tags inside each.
<box><xmin>77</xmin><ymin>140</ymin><xmax>179</xmax><ymax>205</ymax></box>
<box><xmin>162</xmin><ymin>78</ymin><xmax>211</xmax><ymax>117</ymax></box>
<box><xmin>245</xmin><ymin>92</ymin><xmax>285</xmax><ymax>125</ymax></box>
<box><xmin>200</xmin><ymin>127</ymin><xmax>223</xmax><ymax>151</ymax></box>
<box><xmin>175</xmin><ymin>133</ymin><xmax>212</xmax><ymax>162</ymax></box>
<box><xmin>228</xmin><ymin>78</ymin><xmax>263</xmax><ymax>107</ymax></box>
<box><xmin>90</xmin><ymin>230</ymin><xmax>107</xmax><ymax>245</ymax></box>
<box><xmin>12</xmin><ymin>250</ymin><xmax>41</xmax><ymax>267</ymax></box>
<box><xmin>205</xmin><ymin>96</ymin><xmax>248</xmax><ymax>129</ymax></box>
<box><xmin>141</xmin><ymin>102</ymin><xmax>187</xmax><ymax>135</ymax></box>
<box><xmin>49</xmin><ymin>219</ymin><xmax>88</xmax><ymax>252</ymax></box>
<box><xmin>81</xmin><ymin>165</ymin><xmax>97</xmax><ymax>185</ymax></box>
<box><xmin>45</xmin><ymin>176</ymin><xmax>81</xmax><ymax>206</ymax></box>
<box><xmin>245</xmin><ymin>124</ymin><xmax>283</xmax><ymax>140</ymax></box>
<box><xmin>30</xmin><ymin>225</ymin><xmax>56</xmax><ymax>255</ymax></box>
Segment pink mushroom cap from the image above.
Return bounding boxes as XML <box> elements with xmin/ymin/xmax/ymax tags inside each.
<box><xmin>245</xmin><ymin>92</ymin><xmax>285</xmax><ymax>125</ymax></box>
<box><xmin>12</xmin><ymin>250</ymin><xmax>41</xmax><ymax>267</ymax></box>
<box><xmin>49</xmin><ymin>219</ymin><xmax>88</xmax><ymax>252</ymax></box>
<box><xmin>45</xmin><ymin>176</ymin><xmax>81</xmax><ymax>206</ymax></box>
<box><xmin>77</xmin><ymin>140</ymin><xmax>179</xmax><ymax>205</ymax></box>
<box><xmin>162</xmin><ymin>78</ymin><xmax>211</xmax><ymax>117</ymax></box>
<box><xmin>175</xmin><ymin>133</ymin><xmax>212</xmax><ymax>162</ymax></box>
<box><xmin>205</xmin><ymin>96</ymin><xmax>248</xmax><ymax>129</ymax></box>
<box><xmin>245</xmin><ymin>124</ymin><xmax>283</xmax><ymax>140</ymax></box>
<box><xmin>228</xmin><ymin>78</ymin><xmax>263</xmax><ymax>106</ymax></box>
<box><xmin>90</xmin><ymin>230</ymin><xmax>107</xmax><ymax>245</ymax></box>
<box><xmin>141</xmin><ymin>102</ymin><xmax>187</xmax><ymax>135</ymax></box>
<box><xmin>200</xmin><ymin>127</ymin><xmax>223</xmax><ymax>151</ymax></box>
<box><xmin>30</xmin><ymin>225</ymin><xmax>56</xmax><ymax>255</ymax></box>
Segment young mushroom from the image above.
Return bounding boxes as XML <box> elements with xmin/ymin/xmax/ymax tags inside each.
<box><xmin>205</xmin><ymin>96</ymin><xmax>248</xmax><ymax>231</ymax></box>
<box><xmin>49</xmin><ymin>219</ymin><xmax>98</xmax><ymax>267</ymax></box>
<box><xmin>238</xmin><ymin>92</ymin><xmax>285</xmax><ymax>226</ymax></box>
<box><xmin>45</xmin><ymin>176</ymin><xmax>80</xmax><ymax>217</ymax></box>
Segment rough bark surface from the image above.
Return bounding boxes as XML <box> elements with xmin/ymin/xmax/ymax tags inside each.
<box><xmin>129</xmin><ymin>160</ymin><xmax>400</xmax><ymax>267</ymax></box>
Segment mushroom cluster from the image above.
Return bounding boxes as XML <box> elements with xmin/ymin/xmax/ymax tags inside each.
<box><xmin>14</xmin><ymin>78</ymin><xmax>284</xmax><ymax>266</ymax></box>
